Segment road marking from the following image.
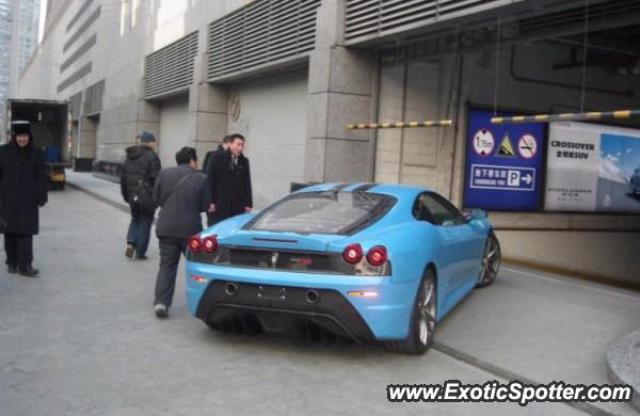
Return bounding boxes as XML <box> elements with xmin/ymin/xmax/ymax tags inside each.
<box><xmin>502</xmin><ymin>266</ymin><xmax>640</xmax><ymax>301</ymax></box>
<box><xmin>433</xmin><ymin>342</ymin><xmax>618</xmax><ymax>416</ymax></box>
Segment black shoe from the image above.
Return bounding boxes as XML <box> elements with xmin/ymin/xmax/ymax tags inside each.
<box><xmin>136</xmin><ymin>255</ymin><xmax>148</xmax><ymax>260</ymax></box>
<box><xmin>7</xmin><ymin>265</ymin><xmax>17</xmax><ymax>274</ymax></box>
<box><xmin>19</xmin><ymin>266</ymin><xmax>39</xmax><ymax>277</ymax></box>
<box><xmin>125</xmin><ymin>244</ymin><xmax>135</xmax><ymax>258</ymax></box>
<box><xmin>154</xmin><ymin>304</ymin><xmax>168</xmax><ymax>318</ymax></box>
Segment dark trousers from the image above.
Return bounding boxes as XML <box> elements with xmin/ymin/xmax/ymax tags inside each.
<box><xmin>207</xmin><ymin>209</ymin><xmax>241</xmax><ymax>227</ymax></box>
<box><xmin>4</xmin><ymin>234</ymin><xmax>33</xmax><ymax>270</ymax></box>
<box><xmin>154</xmin><ymin>237</ymin><xmax>187</xmax><ymax>307</ymax></box>
<box><xmin>126</xmin><ymin>206</ymin><xmax>154</xmax><ymax>257</ymax></box>
<box><xmin>207</xmin><ymin>213</ymin><xmax>221</xmax><ymax>228</ymax></box>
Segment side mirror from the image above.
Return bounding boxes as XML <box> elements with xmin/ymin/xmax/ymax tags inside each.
<box><xmin>462</xmin><ymin>208</ymin><xmax>487</xmax><ymax>222</ymax></box>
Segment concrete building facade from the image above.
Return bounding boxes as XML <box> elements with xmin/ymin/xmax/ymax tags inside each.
<box><xmin>0</xmin><ymin>0</ymin><xmax>40</xmax><ymax>130</ymax></box>
<box><xmin>16</xmin><ymin>0</ymin><xmax>640</xmax><ymax>285</ymax></box>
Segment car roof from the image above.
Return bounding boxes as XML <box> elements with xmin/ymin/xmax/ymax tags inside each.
<box><xmin>295</xmin><ymin>182</ymin><xmax>430</xmax><ymax>198</ymax></box>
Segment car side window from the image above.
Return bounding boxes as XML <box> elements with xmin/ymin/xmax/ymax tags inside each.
<box><xmin>413</xmin><ymin>192</ymin><xmax>463</xmax><ymax>226</ymax></box>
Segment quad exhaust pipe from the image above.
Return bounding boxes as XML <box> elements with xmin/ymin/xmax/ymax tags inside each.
<box><xmin>305</xmin><ymin>289</ymin><xmax>319</xmax><ymax>304</ymax></box>
<box><xmin>225</xmin><ymin>282</ymin><xmax>239</xmax><ymax>297</ymax></box>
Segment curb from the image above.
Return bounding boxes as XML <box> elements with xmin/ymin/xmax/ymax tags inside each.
<box><xmin>66</xmin><ymin>181</ymin><xmax>130</xmax><ymax>214</ymax></box>
<box><xmin>606</xmin><ymin>330</ymin><xmax>640</xmax><ymax>412</ymax></box>
<box><xmin>433</xmin><ymin>342</ymin><xmax>619</xmax><ymax>416</ymax></box>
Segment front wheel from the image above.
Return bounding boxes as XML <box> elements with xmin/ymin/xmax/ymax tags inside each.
<box><xmin>385</xmin><ymin>269</ymin><xmax>437</xmax><ymax>355</ymax></box>
<box><xmin>476</xmin><ymin>230</ymin><xmax>501</xmax><ymax>288</ymax></box>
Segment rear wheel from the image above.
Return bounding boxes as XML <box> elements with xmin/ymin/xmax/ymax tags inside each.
<box><xmin>385</xmin><ymin>269</ymin><xmax>436</xmax><ymax>355</ymax></box>
<box><xmin>476</xmin><ymin>231</ymin><xmax>501</xmax><ymax>288</ymax></box>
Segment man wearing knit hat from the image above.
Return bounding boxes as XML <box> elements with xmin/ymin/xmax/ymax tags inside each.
<box><xmin>0</xmin><ymin>121</ymin><xmax>48</xmax><ymax>277</ymax></box>
<box><xmin>120</xmin><ymin>131</ymin><xmax>161</xmax><ymax>259</ymax></box>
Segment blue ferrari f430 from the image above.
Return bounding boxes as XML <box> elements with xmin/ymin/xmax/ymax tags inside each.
<box><xmin>185</xmin><ymin>183</ymin><xmax>500</xmax><ymax>354</ymax></box>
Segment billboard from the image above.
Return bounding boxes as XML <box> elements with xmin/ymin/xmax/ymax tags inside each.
<box><xmin>463</xmin><ymin>108</ymin><xmax>545</xmax><ymax>211</ymax></box>
<box><xmin>545</xmin><ymin>122</ymin><xmax>640</xmax><ymax>213</ymax></box>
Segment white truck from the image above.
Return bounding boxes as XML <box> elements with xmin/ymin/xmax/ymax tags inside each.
<box><xmin>4</xmin><ymin>98</ymin><xmax>71</xmax><ymax>189</ymax></box>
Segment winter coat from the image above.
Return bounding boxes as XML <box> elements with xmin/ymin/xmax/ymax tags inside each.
<box><xmin>120</xmin><ymin>145</ymin><xmax>161</xmax><ymax>209</ymax></box>
<box><xmin>153</xmin><ymin>165</ymin><xmax>212</xmax><ymax>239</ymax></box>
<box><xmin>0</xmin><ymin>139</ymin><xmax>48</xmax><ymax>235</ymax></box>
<box><xmin>206</xmin><ymin>149</ymin><xmax>252</xmax><ymax>223</ymax></box>
<box><xmin>202</xmin><ymin>145</ymin><xmax>224</xmax><ymax>174</ymax></box>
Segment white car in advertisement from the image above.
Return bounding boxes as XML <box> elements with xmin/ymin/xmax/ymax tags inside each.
<box><xmin>631</xmin><ymin>168</ymin><xmax>640</xmax><ymax>195</ymax></box>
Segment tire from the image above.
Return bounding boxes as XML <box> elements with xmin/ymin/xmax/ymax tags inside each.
<box><xmin>475</xmin><ymin>230</ymin><xmax>501</xmax><ymax>289</ymax></box>
<box><xmin>385</xmin><ymin>268</ymin><xmax>437</xmax><ymax>355</ymax></box>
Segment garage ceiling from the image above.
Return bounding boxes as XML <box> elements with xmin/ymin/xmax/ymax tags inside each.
<box><xmin>375</xmin><ymin>0</ymin><xmax>640</xmax><ymax>71</ymax></box>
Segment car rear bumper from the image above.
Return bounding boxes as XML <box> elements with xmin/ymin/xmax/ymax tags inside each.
<box><xmin>185</xmin><ymin>262</ymin><xmax>417</xmax><ymax>341</ymax></box>
<box><xmin>196</xmin><ymin>281</ymin><xmax>376</xmax><ymax>341</ymax></box>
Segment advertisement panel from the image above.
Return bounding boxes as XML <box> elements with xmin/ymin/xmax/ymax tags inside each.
<box><xmin>545</xmin><ymin>122</ymin><xmax>640</xmax><ymax>213</ymax></box>
<box><xmin>463</xmin><ymin>108</ymin><xmax>545</xmax><ymax>211</ymax></box>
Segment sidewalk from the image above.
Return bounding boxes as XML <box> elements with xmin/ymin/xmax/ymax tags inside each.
<box><xmin>66</xmin><ymin>170</ymin><xmax>128</xmax><ymax>212</ymax></box>
<box><xmin>435</xmin><ymin>266</ymin><xmax>640</xmax><ymax>416</ymax></box>
<box><xmin>66</xmin><ymin>170</ymin><xmax>640</xmax><ymax>416</ymax></box>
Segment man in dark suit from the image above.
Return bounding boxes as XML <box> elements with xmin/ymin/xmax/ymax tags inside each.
<box><xmin>152</xmin><ymin>147</ymin><xmax>212</xmax><ymax>318</ymax></box>
<box><xmin>206</xmin><ymin>133</ymin><xmax>252</xmax><ymax>225</ymax></box>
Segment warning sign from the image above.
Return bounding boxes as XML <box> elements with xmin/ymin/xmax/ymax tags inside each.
<box><xmin>464</xmin><ymin>108</ymin><xmax>545</xmax><ymax>211</ymax></box>
<box><xmin>518</xmin><ymin>134</ymin><xmax>538</xmax><ymax>159</ymax></box>
<box><xmin>495</xmin><ymin>134</ymin><xmax>515</xmax><ymax>157</ymax></box>
<box><xmin>473</xmin><ymin>129</ymin><xmax>495</xmax><ymax>157</ymax></box>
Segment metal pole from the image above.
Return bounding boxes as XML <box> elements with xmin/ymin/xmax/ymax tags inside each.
<box><xmin>347</xmin><ymin>120</ymin><xmax>454</xmax><ymax>129</ymax></box>
<box><xmin>490</xmin><ymin>110</ymin><xmax>640</xmax><ymax>125</ymax></box>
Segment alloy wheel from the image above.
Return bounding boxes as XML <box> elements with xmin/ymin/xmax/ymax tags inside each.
<box><xmin>479</xmin><ymin>235</ymin><xmax>500</xmax><ymax>286</ymax></box>
<box><xmin>417</xmin><ymin>278</ymin><xmax>436</xmax><ymax>346</ymax></box>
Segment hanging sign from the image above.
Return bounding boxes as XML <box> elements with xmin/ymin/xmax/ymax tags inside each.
<box><xmin>463</xmin><ymin>108</ymin><xmax>546</xmax><ymax>211</ymax></box>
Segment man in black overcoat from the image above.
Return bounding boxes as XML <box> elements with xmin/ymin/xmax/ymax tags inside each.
<box><xmin>0</xmin><ymin>121</ymin><xmax>48</xmax><ymax>277</ymax></box>
<box><xmin>202</xmin><ymin>134</ymin><xmax>231</xmax><ymax>227</ymax></box>
<box><xmin>206</xmin><ymin>133</ymin><xmax>253</xmax><ymax>225</ymax></box>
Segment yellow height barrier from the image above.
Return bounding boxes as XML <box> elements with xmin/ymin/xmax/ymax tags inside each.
<box><xmin>491</xmin><ymin>110</ymin><xmax>640</xmax><ymax>125</ymax></box>
<box><xmin>347</xmin><ymin>120</ymin><xmax>454</xmax><ymax>129</ymax></box>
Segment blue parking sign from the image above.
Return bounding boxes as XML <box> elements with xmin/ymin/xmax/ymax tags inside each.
<box><xmin>470</xmin><ymin>165</ymin><xmax>536</xmax><ymax>191</ymax></box>
<box><xmin>463</xmin><ymin>108</ymin><xmax>545</xmax><ymax>211</ymax></box>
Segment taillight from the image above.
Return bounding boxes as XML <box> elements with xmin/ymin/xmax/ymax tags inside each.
<box><xmin>366</xmin><ymin>245</ymin><xmax>387</xmax><ymax>267</ymax></box>
<box><xmin>202</xmin><ymin>235</ymin><xmax>218</xmax><ymax>253</ymax></box>
<box><xmin>343</xmin><ymin>243</ymin><xmax>363</xmax><ymax>264</ymax></box>
<box><xmin>189</xmin><ymin>235</ymin><xmax>218</xmax><ymax>254</ymax></box>
<box><xmin>188</xmin><ymin>236</ymin><xmax>202</xmax><ymax>253</ymax></box>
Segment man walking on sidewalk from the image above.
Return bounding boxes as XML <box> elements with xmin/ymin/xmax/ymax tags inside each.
<box><xmin>207</xmin><ymin>133</ymin><xmax>253</xmax><ymax>226</ymax></box>
<box><xmin>120</xmin><ymin>131</ymin><xmax>161</xmax><ymax>260</ymax></box>
<box><xmin>152</xmin><ymin>147</ymin><xmax>212</xmax><ymax>318</ymax></box>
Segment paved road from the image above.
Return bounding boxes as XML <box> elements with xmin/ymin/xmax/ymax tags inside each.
<box><xmin>0</xmin><ymin>187</ymin><xmax>638</xmax><ymax>416</ymax></box>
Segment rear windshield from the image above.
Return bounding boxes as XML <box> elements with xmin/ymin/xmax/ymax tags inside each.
<box><xmin>245</xmin><ymin>191</ymin><xmax>396</xmax><ymax>235</ymax></box>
